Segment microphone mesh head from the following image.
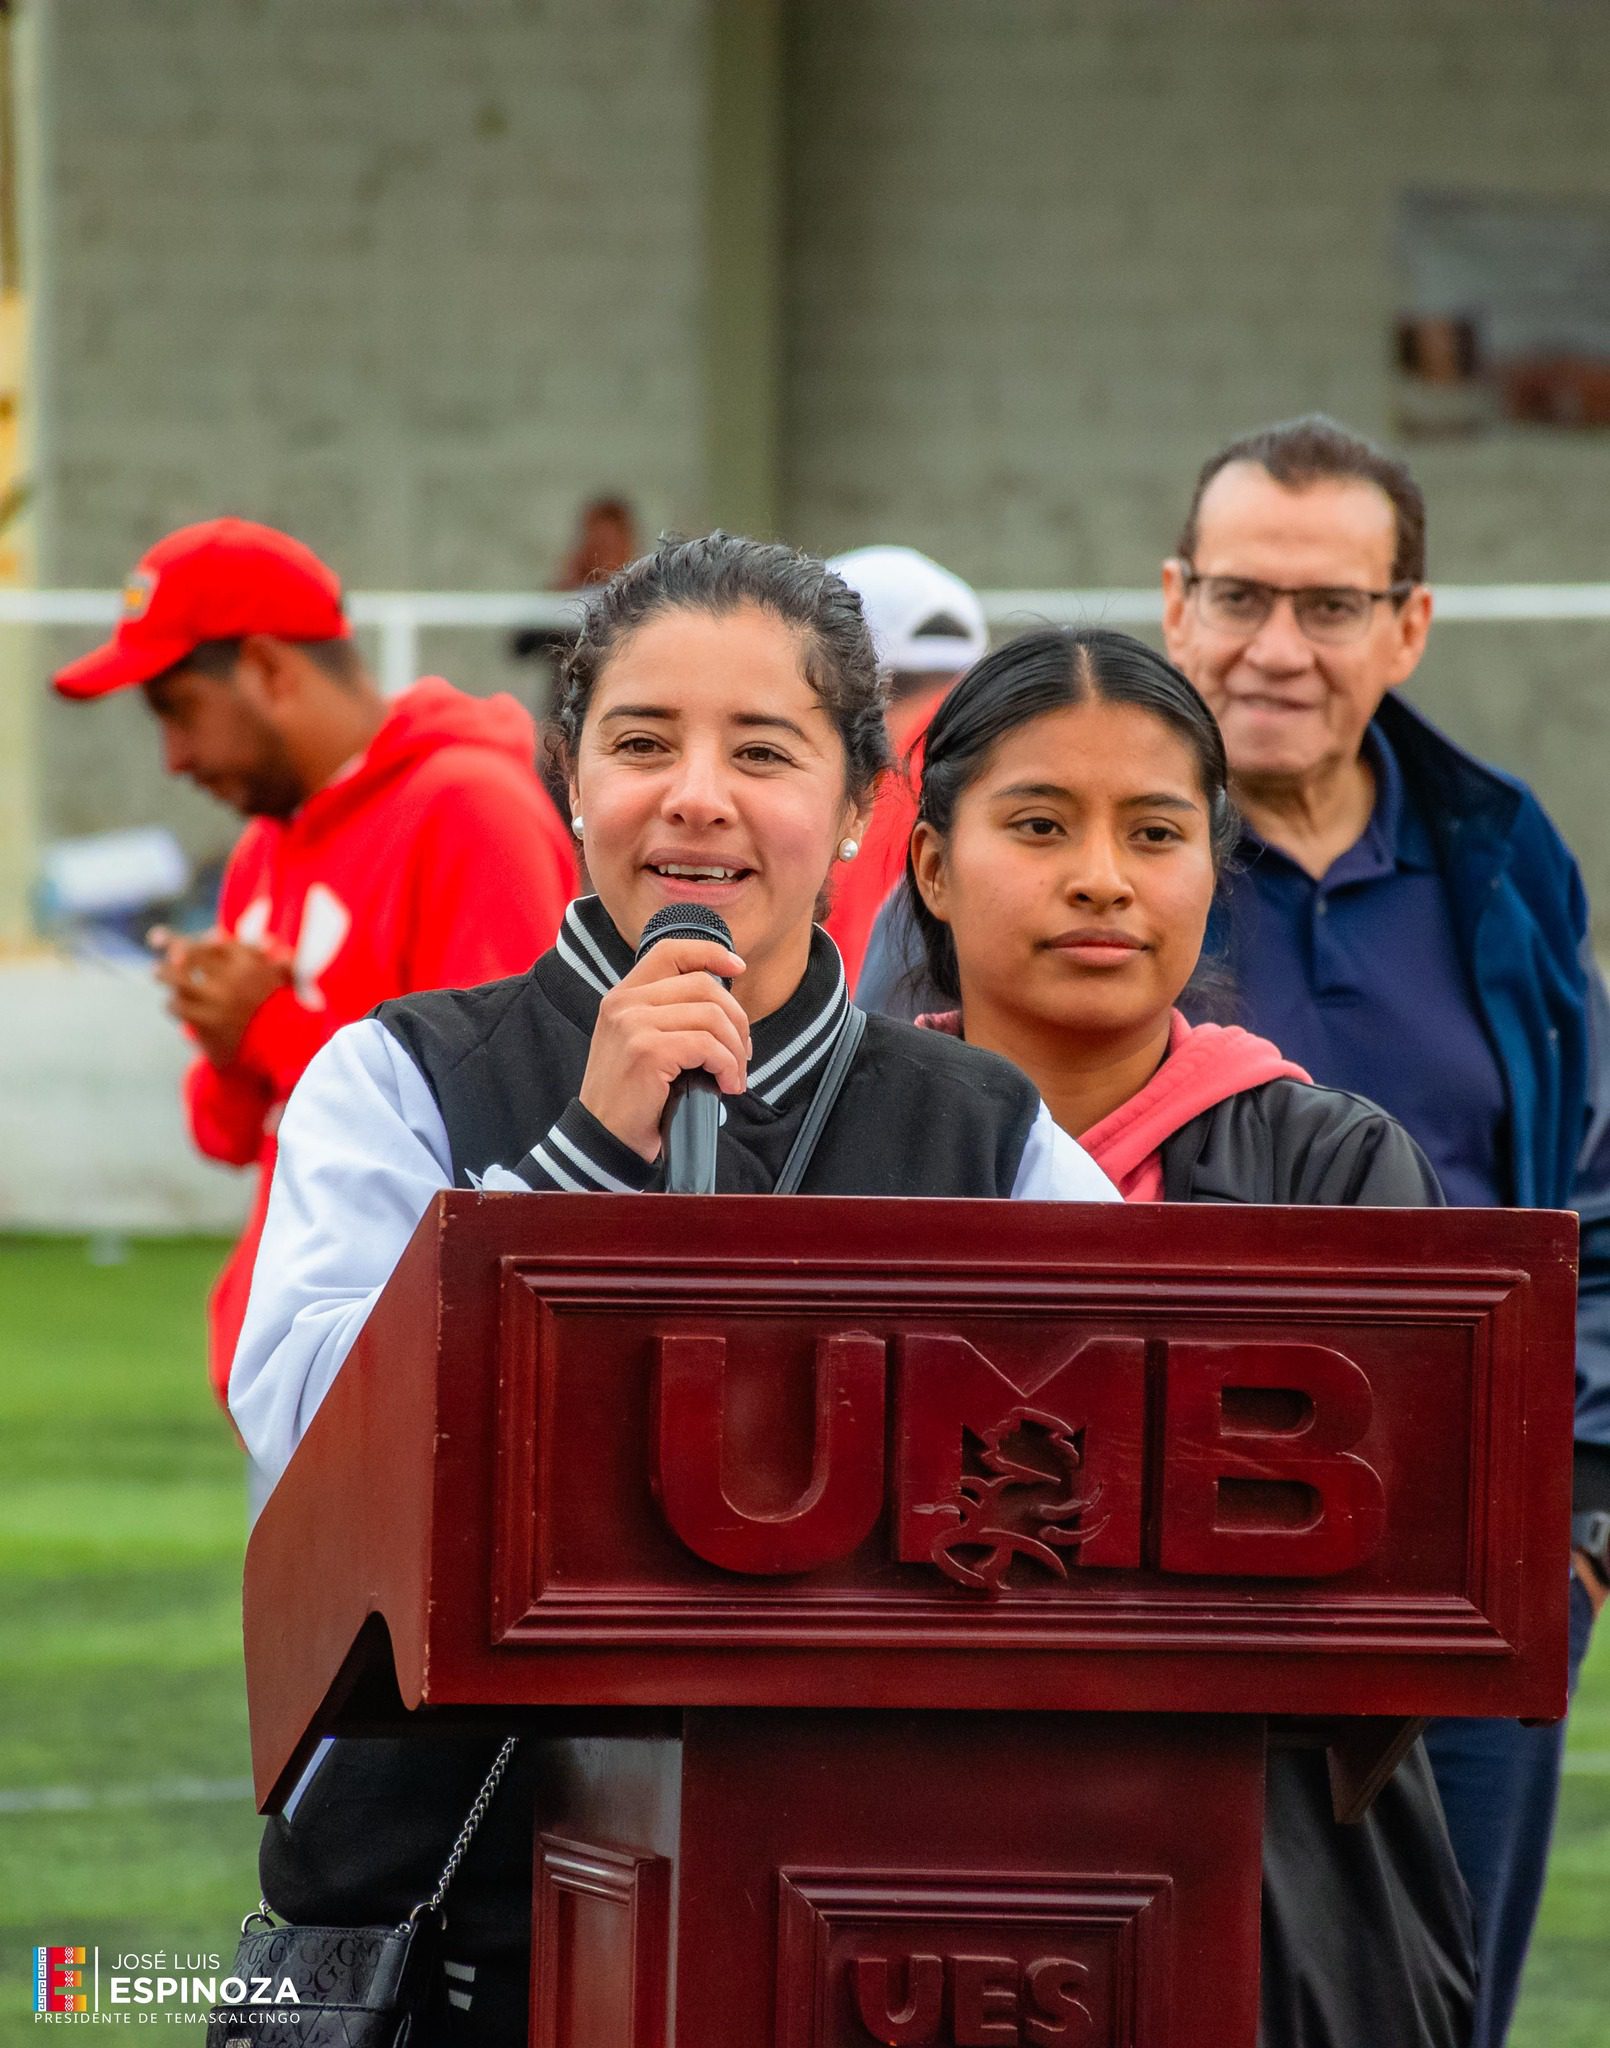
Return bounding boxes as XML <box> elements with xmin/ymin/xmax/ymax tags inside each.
<box><xmin>636</xmin><ymin>903</ymin><xmax>734</xmax><ymax>961</ymax></box>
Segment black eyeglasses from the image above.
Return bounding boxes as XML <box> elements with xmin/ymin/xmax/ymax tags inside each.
<box><xmin>1181</xmin><ymin>564</ymin><xmax>1415</xmax><ymax>647</ymax></box>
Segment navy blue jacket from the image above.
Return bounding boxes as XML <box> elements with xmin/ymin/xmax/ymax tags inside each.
<box><xmin>1311</xmin><ymin>696</ymin><xmax>1610</xmax><ymax>1489</ymax></box>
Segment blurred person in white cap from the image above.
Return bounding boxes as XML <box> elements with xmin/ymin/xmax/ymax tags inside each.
<box><xmin>821</xmin><ymin>545</ymin><xmax>988</xmax><ymax>988</ymax></box>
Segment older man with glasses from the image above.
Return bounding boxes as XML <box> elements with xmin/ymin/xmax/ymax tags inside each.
<box><xmin>1162</xmin><ymin>412</ymin><xmax>1610</xmax><ymax>2048</ymax></box>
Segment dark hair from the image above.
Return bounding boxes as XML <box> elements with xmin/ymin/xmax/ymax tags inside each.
<box><xmin>906</xmin><ymin>627</ymin><xmax>1239</xmax><ymax>1005</ymax></box>
<box><xmin>152</xmin><ymin>636</ymin><xmax>368</xmax><ymax>689</ymax></box>
<box><xmin>1177</xmin><ymin>413</ymin><xmax>1427</xmax><ymax>587</ymax></box>
<box><xmin>555</xmin><ymin>532</ymin><xmax>892</xmax><ymax>799</ymax></box>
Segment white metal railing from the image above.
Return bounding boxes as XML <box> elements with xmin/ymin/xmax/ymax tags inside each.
<box><xmin>5</xmin><ymin>583</ymin><xmax>1610</xmax><ymax>698</ymax></box>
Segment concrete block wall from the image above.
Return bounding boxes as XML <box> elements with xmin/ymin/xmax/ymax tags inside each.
<box><xmin>37</xmin><ymin>0</ymin><xmax>707</xmax><ymax>865</ymax></box>
<box><xmin>783</xmin><ymin>0</ymin><xmax>1610</xmax><ymax>919</ymax></box>
<box><xmin>784</xmin><ymin>0</ymin><xmax>1610</xmax><ymax>583</ymax></box>
<box><xmin>28</xmin><ymin>0</ymin><xmax>1610</xmax><ymax>918</ymax></box>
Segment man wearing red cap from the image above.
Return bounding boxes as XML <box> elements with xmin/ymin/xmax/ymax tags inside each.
<box><xmin>56</xmin><ymin>518</ymin><xmax>577</xmax><ymax>1417</ymax></box>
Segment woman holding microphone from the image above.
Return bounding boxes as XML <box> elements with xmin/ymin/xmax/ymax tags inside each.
<box><xmin>228</xmin><ymin>536</ymin><xmax>1115</xmax><ymax>2043</ymax></box>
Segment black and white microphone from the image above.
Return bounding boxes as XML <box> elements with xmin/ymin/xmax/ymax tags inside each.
<box><xmin>636</xmin><ymin>903</ymin><xmax>735</xmax><ymax>1194</ymax></box>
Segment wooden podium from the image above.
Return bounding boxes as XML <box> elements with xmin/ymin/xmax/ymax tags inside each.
<box><xmin>242</xmin><ymin>1195</ymin><xmax>1576</xmax><ymax>2047</ymax></box>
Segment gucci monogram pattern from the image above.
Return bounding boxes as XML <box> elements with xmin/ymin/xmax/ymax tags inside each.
<box><xmin>204</xmin><ymin>1922</ymin><xmax>428</xmax><ymax>2048</ymax></box>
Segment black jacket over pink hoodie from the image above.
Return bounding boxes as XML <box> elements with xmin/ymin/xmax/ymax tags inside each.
<box><xmin>924</xmin><ymin>1005</ymin><xmax>1468</xmax><ymax>2048</ymax></box>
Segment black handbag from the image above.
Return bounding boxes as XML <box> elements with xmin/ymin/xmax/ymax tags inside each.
<box><xmin>206</xmin><ymin>1736</ymin><xmax>517</xmax><ymax>2048</ymax></box>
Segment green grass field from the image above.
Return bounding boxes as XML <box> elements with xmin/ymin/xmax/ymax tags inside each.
<box><xmin>1</xmin><ymin>1234</ymin><xmax>1606</xmax><ymax>2043</ymax></box>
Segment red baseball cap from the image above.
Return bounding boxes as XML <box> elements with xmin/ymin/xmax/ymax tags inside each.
<box><xmin>52</xmin><ymin>517</ymin><xmax>350</xmax><ymax>700</ymax></box>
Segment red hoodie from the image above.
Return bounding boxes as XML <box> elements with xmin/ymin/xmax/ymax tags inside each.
<box><xmin>188</xmin><ymin>677</ymin><xmax>578</xmax><ymax>1401</ymax></box>
<box><xmin>824</xmin><ymin>683</ymin><xmax>947</xmax><ymax>989</ymax></box>
<box><xmin>918</xmin><ymin>1009</ymin><xmax>1310</xmax><ymax>1198</ymax></box>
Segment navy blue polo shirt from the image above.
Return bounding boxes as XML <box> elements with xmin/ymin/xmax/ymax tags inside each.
<box><xmin>1223</xmin><ymin>725</ymin><xmax>1510</xmax><ymax>1207</ymax></box>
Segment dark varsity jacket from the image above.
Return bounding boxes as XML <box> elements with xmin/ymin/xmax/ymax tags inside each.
<box><xmin>256</xmin><ymin>898</ymin><xmax>1106</xmax><ymax>2038</ymax></box>
<box><xmin>376</xmin><ymin>893</ymin><xmax>1044</xmax><ymax>1200</ymax></box>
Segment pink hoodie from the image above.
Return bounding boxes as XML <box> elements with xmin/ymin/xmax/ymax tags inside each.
<box><xmin>918</xmin><ymin>1009</ymin><xmax>1310</xmax><ymax>1200</ymax></box>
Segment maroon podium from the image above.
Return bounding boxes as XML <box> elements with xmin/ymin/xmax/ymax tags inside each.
<box><xmin>242</xmin><ymin>1195</ymin><xmax>1576</xmax><ymax>2047</ymax></box>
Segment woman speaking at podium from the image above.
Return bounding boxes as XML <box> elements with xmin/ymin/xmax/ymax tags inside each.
<box><xmin>228</xmin><ymin>535</ymin><xmax>1116</xmax><ymax>2042</ymax></box>
<box><xmin>901</xmin><ymin>625</ymin><xmax>1475</xmax><ymax>2048</ymax></box>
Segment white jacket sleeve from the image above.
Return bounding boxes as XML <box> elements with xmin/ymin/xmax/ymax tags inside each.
<box><xmin>233</xmin><ymin>1035</ymin><xmax>1118</xmax><ymax>1491</ymax></box>
<box><xmin>1010</xmin><ymin>1100</ymin><xmax>1121</xmax><ymax>1202</ymax></box>
<box><xmin>229</xmin><ymin>1019</ymin><xmax>460</xmax><ymax>1490</ymax></box>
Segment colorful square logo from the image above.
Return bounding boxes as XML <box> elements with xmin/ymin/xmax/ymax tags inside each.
<box><xmin>34</xmin><ymin>1947</ymin><xmax>89</xmax><ymax>2014</ymax></box>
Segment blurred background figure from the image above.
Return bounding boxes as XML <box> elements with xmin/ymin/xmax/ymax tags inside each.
<box><xmin>821</xmin><ymin>545</ymin><xmax>987</xmax><ymax>988</ymax></box>
<box><xmin>510</xmin><ymin>496</ymin><xmax>645</xmax><ymax>772</ymax></box>
<box><xmin>52</xmin><ymin>517</ymin><xmax>578</xmax><ymax>1436</ymax></box>
<box><xmin>555</xmin><ymin>494</ymin><xmax>642</xmax><ymax>591</ymax></box>
<box><xmin>510</xmin><ymin>495</ymin><xmax>642</xmax><ymax>664</ymax></box>
<box><xmin>1160</xmin><ymin>415</ymin><xmax>1610</xmax><ymax>2048</ymax></box>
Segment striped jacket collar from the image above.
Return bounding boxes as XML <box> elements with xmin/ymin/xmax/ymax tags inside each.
<box><xmin>549</xmin><ymin>895</ymin><xmax>852</xmax><ymax>1110</ymax></box>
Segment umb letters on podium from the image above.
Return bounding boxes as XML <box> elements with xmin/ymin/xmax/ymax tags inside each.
<box><xmin>243</xmin><ymin>1195</ymin><xmax>1576</xmax><ymax>2047</ymax></box>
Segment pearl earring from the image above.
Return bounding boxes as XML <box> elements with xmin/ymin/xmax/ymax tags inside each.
<box><xmin>838</xmin><ymin>837</ymin><xmax>860</xmax><ymax>862</ymax></box>
<box><xmin>571</xmin><ymin>815</ymin><xmax>585</xmax><ymax>839</ymax></box>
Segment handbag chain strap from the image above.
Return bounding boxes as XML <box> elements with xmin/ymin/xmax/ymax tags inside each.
<box><xmin>249</xmin><ymin>1733</ymin><xmax>520</xmax><ymax>1935</ymax></box>
<box><xmin>422</xmin><ymin>1735</ymin><xmax>519</xmax><ymax>1919</ymax></box>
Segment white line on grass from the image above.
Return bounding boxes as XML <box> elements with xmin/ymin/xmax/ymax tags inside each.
<box><xmin>5</xmin><ymin>1752</ymin><xmax>1610</xmax><ymax>1815</ymax></box>
<box><xmin>0</xmin><ymin>1776</ymin><xmax>254</xmax><ymax>1816</ymax></box>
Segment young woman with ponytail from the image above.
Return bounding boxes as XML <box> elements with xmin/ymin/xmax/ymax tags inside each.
<box><xmin>905</xmin><ymin>626</ymin><xmax>1475</xmax><ymax>2048</ymax></box>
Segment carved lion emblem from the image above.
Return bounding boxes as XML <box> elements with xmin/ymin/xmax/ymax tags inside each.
<box><xmin>916</xmin><ymin>1404</ymin><xmax>1109</xmax><ymax>1593</ymax></box>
